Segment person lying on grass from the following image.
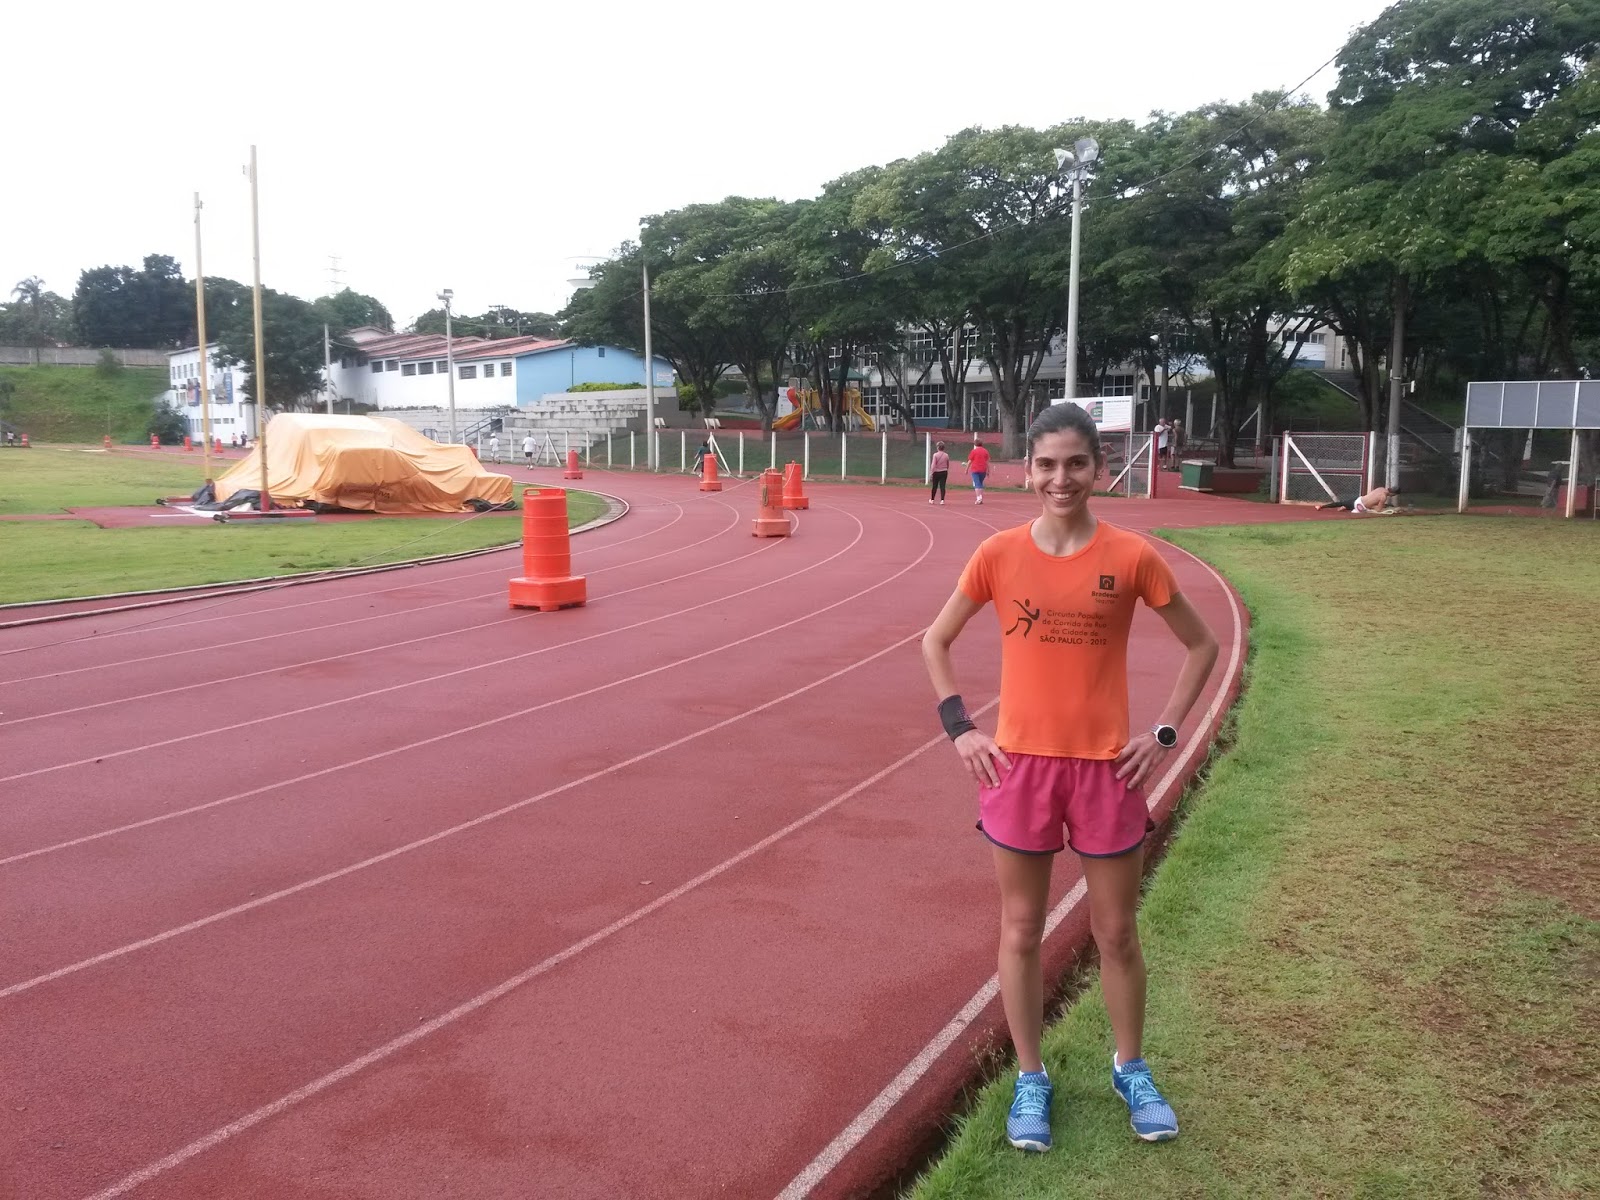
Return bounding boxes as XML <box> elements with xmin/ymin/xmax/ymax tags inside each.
<box><xmin>1319</xmin><ymin>484</ymin><xmax>1398</xmax><ymax>513</ymax></box>
<box><xmin>922</xmin><ymin>400</ymin><xmax>1219</xmax><ymax>1154</ymax></box>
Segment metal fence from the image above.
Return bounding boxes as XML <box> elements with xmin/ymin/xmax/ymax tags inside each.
<box><xmin>1278</xmin><ymin>432</ymin><xmax>1374</xmax><ymax>504</ymax></box>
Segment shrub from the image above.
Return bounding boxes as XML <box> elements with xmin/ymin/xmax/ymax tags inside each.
<box><xmin>567</xmin><ymin>381</ymin><xmax>643</xmax><ymax>392</ymax></box>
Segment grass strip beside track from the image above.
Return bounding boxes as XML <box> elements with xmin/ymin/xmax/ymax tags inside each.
<box><xmin>0</xmin><ymin>449</ymin><xmax>607</xmax><ymax>602</ymax></box>
<box><xmin>909</xmin><ymin>518</ymin><xmax>1598</xmax><ymax>1200</ymax></box>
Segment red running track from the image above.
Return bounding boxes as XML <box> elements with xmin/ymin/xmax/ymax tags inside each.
<box><xmin>1</xmin><ymin>466</ymin><xmax>1326</xmax><ymax>1200</ymax></box>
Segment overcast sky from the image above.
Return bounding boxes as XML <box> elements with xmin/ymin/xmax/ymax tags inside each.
<box><xmin>3</xmin><ymin>0</ymin><xmax>1396</xmax><ymax>331</ymax></box>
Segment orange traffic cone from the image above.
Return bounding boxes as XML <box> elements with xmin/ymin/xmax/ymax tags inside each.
<box><xmin>150</xmin><ymin>434</ymin><xmax>159</xmax><ymax>448</ymax></box>
<box><xmin>19</xmin><ymin>433</ymin><xmax>29</xmax><ymax>448</ymax></box>
<box><xmin>508</xmin><ymin>487</ymin><xmax>587</xmax><ymax>611</ymax></box>
<box><xmin>214</xmin><ymin>436</ymin><xmax>222</xmax><ymax>454</ymax></box>
<box><xmin>103</xmin><ymin>434</ymin><xmax>111</xmax><ymax>449</ymax></box>
<box><xmin>700</xmin><ymin>448</ymin><xmax>723</xmax><ymax>492</ymax></box>
<box><xmin>563</xmin><ymin>448</ymin><xmax>583</xmax><ymax>479</ymax></box>
<box><xmin>752</xmin><ymin>470</ymin><xmax>790</xmax><ymax>537</ymax></box>
<box><xmin>781</xmin><ymin>461</ymin><xmax>810</xmax><ymax>510</ymax></box>
<box><xmin>184</xmin><ymin>436</ymin><xmax>193</xmax><ymax>452</ymax></box>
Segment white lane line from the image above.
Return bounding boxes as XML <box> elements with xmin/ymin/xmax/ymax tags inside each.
<box><xmin>772</xmin><ymin>537</ymin><xmax>1246</xmax><ymax>1199</ymax></box>
<box><xmin>0</xmin><ymin>500</ymin><xmax>720</xmax><ymax>688</ymax></box>
<box><xmin>0</xmin><ymin>492</ymin><xmax>686</xmax><ymax>661</ymax></box>
<box><xmin>0</xmin><ymin>515</ymin><xmax>933</xmax><ymax>987</ymax></box>
<box><xmin>0</xmin><ymin>501</ymin><xmax>743</xmax><ymax>705</ymax></box>
<box><xmin>78</xmin><ymin>688</ymin><xmax>973</xmax><ymax>1200</ymax></box>
<box><xmin>0</xmin><ymin>507</ymin><xmax>841</xmax><ymax>784</ymax></box>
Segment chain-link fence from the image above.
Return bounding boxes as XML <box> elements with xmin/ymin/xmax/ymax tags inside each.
<box><xmin>1279</xmin><ymin>432</ymin><xmax>1372</xmax><ymax>504</ymax></box>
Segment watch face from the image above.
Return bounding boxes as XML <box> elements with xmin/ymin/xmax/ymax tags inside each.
<box><xmin>1155</xmin><ymin>725</ymin><xmax>1178</xmax><ymax>748</ymax></box>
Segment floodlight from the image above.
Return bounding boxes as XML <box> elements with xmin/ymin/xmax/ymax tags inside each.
<box><xmin>1054</xmin><ymin>148</ymin><xmax>1072</xmax><ymax>171</ymax></box>
<box><xmin>1075</xmin><ymin>136</ymin><xmax>1100</xmax><ymax>164</ymax></box>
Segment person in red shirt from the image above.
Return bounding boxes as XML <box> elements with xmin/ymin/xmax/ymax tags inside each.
<box><xmin>966</xmin><ymin>438</ymin><xmax>991</xmax><ymax>504</ymax></box>
<box><xmin>922</xmin><ymin>400</ymin><xmax>1219</xmax><ymax>1153</ymax></box>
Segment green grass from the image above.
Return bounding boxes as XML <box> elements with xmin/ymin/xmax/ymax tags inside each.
<box><xmin>0</xmin><ymin>365</ymin><xmax>171</xmax><ymax>442</ymax></box>
<box><xmin>910</xmin><ymin>519</ymin><xmax>1599</xmax><ymax>1200</ymax></box>
<box><xmin>0</xmin><ymin>449</ymin><xmax>608</xmax><ymax>603</ymax></box>
<box><xmin>0</xmin><ymin>448</ymin><xmax>211</xmax><ymax>514</ymax></box>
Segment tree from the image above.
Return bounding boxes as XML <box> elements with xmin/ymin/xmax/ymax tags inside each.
<box><xmin>73</xmin><ymin>255</ymin><xmax>192</xmax><ymax>348</ymax></box>
<box><xmin>412</xmin><ymin>306</ymin><xmax>562</xmax><ymax>339</ymax></box>
<box><xmin>563</xmin><ymin>238</ymin><xmax>730</xmax><ymax>417</ymax></box>
<box><xmin>312</xmin><ymin>288</ymin><xmax>393</xmax><ymax>335</ymax></box>
<box><xmin>1</xmin><ymin>278</ymin><xmax>73</xmax><ymax>346</ymax></box>
<box><xmin>211</xmin><ymin>287</ymin><xmax>327</xmax><ymax>411</ymax></box>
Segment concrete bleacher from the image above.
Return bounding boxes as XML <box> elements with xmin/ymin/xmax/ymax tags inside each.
<box><xmin>376</xmin><ymin>389</ymin><xmax>658</xmax><ymax>450</ymax></box>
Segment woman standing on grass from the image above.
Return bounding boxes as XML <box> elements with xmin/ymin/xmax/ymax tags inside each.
<box><xmin>921</xmin><ymin>401</ymin><xmax>1219</xmax><ymax>1153</ymax></box>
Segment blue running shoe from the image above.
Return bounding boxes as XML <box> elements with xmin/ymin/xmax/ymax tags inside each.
<box><xmin>1111</xmin><ymin>1055</ymin><xmax>1179</xmax><ymax>1142</ymax></box>
<box><xmin>1006</xmin><ymin>1070</ymin><xmax>1053</xmax><ymax>1152</ymax></box>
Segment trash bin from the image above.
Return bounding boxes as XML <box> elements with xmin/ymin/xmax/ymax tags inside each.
<box><xmin>1180</xmin><ymin>459</ymin><xmax>1213</xmax><ymax>492</ymax></box>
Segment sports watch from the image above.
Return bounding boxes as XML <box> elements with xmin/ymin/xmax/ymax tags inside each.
<box><xmin>1152</xmin><ymin>723</ymin><xmax>1178</xmax><ymax>749</ymax></box>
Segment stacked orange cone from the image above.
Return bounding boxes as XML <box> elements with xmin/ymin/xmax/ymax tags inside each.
<box><xmin>103</xmin><ymin>434</ymin><xmax>111</xmax><ymax>449</ymax></box>
<box><xmin>752</xmin><ymin>469</ymin><xmax>790</xmax><ymax>537</ymax></box>
<box><xmin>150</xmin><ymin>434</ymin><xmax>159</xmax><ymax>448</ymax></box>
<box><xmin>563</xmin><ymin>448</ymin><xmax>583</xmax><ymax>480</ymax></box>
<box><xmin>508</xmin><ymin>487</ymin><xmax>588</xmax><ymax>611</ymax></box>
<box><xmin>781</xmin><ymin>461</ymin><xmax>810</xmax><ymax>509</ymax></box>
<box><xmin>699</xmin><ymin>448</ymin><xmax>723</xmax><ymax>492</ymax></box>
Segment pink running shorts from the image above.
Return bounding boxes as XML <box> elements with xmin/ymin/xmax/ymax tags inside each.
<box><xmin>977</xmin><ymin>753</ymin><xmax>1151</xmax><ymax>857</ymax></box>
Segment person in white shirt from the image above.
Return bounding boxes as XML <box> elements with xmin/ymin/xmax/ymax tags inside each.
<box><xmin>489</xmin><ymin>434</ymin><xmax>501</xmax><ymax>462</ymax></box>
<box><xmin>522</xmin><ymin>435</ymin><xmax>535</xmax><ymax>465</ymax></box>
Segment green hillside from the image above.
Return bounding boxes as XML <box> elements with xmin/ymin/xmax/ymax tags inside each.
<box><xmin>0</xmin><ymin>364</ymin><xmax>170</xmax><ymax>443</ymax></box>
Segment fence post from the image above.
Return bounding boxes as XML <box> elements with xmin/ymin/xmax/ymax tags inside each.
<box><xmin>770</xmin><ymin>431</ymin><xmax>777</xmax><ymax>470</ymax></box>
<box><xmin>803</xmin><ymin>431</ymin><xmax>811</xmax><ymax>480</ymax></box>
<box><xmin>564</xmin><ymin>430</ymin><xmax>570</xmax><ymax>457</ymax></box>
<box><xmin>1456</xmin><ymin>427</ymin><xmax>1471</xmax><ymax>513</ymax></box>
<box><xmin>679</xmin><ymin>429</ymin><xmax>686</xmax><ymax>472</ymax></box>
<box><xmin>630</xmin><ymin>432</ymin><xmax>636</xmax><ymax>470</ymax></box>
<box><xmin>881</xmin><ymin>431</ymin><xmax>888</xmax><ymax>484</ymax></box>
<box><xmin>738</xmin><ymin>431</ymin><xmax>745</xmax><ymax>476</ymax></box>
<box><xmin>607</xmin><ymin>431</ymin><xmax>613</xmax><ymax>467</ymax></box>
<box><xmin>924</xmin><ymin>432</ymin><xmax>931</xmax><ymax>484</ymax></box>
<box><xmin>840</xmin><ymin>432</ymin><xmax>847</xmax><ymax>480</ymax></box>
<box><xmin>1364</xmin><ymin>431</ymin><xmax>1377</xmax><ymax>493</ymax></box>
<box><xmin>1269</xmin><ymin>436</ymin><xmax>1281</xmax><ymax>502</ymax></box>
<box><xmin>653</xmin><ymin>429</ymin><xmax>660</xmax><ymax>472</ymax></box>
<box><xmin>585</xmin><ymin>435</ymin><xmax>592</xmax><ymax>464</ymax></box>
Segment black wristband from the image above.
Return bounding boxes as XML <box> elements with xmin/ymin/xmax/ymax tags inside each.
<box><xmin>938</xmin><ymin>694</ymin><xmax>977</xmax><ymax>740</ymax></box>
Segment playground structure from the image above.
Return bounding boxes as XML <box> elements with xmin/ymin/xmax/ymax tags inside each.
<box><xmin>773</xmin><ymin>386</ymin><xmax>876</xmax><ymax>432</ymax></box>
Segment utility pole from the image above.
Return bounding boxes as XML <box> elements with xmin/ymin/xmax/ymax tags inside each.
<box><xmin>643</xmin><ymin>262</ymin><xmax>657</xmax><ymax>470</ymax></box>
<box><xmin>194</xmin><ymin>192</ymin><xmax>213</xmax><ymax>485</ymax></box>
<box><xmin>438</xmin><ymin>289</ymin><xmax>457</xmax><ymax>441</ymax></box>
<box><xmin>247</xmin><ymin>145</ymin><xmax>270</xmax><ymax>509</ymax></box>
<box><xmin>324</xmin><ymin>323</ymin><xmax>333</xmax><ymax>415</ymax></box>
<box><xmin>1387</xmin><ymin>274</ymin><xmax>1408</xmax><ymax>490</ymax></box>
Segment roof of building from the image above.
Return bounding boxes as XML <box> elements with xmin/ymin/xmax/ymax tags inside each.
<box><xmin>451</xmin><ymin>336</ymin><xmax>570</xmax><ymax>362</ymax></box>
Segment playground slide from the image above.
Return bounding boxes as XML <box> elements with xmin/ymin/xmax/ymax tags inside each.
<box><xmin>773</xmin><ymin>408</ymin><xmax>803</xmax><ymax>431</ymax></box>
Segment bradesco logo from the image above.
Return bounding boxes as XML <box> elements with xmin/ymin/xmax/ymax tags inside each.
<box><xmin>1092</xmin><ymin>574</ymin><xmax>1119</xmax><ymax>605</ymax></box>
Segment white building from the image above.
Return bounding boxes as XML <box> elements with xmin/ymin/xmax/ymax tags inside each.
<box><xmin>164</xmin><ymin>346</ymin><xmax>258</xmax><ymax>440</ymax></box>
<box><xmin>326</xmin><ymin>327</ymin><xmax>672</xmax><ymax>416</ymax></box>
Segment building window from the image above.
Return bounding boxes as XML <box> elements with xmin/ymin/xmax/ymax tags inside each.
<box><xmin>401</xmin><ymin>363</ymin><xmax>417</xmax><ymax>377</ymax></box>
<box><xmin>500</xmin><ymin>362</ymin><xmax>512</xmax><ymax>376</ymax></box>
<box><xmin>385</xmin><ymin>359</ymin><xmax>398</xmax><ymax>371</ymax></box>
<box><xmin>598</xmin><ymin>346</ymin><xmax>606</xmax><ymax>358</ymax></box>
<box><xmin>1100</xmin><ymin>374</ymin><xmax>1136</xmax><ymax>397</ymax></box>
<box><xmin>910</xmin><ymin>383</ymin><xmax>946</xmax><ymax>421</ymax></box>
<box><xmin>435</xmin><ymin>361</ymin><xmax>447</xmax><ymax>373</ymax></box>
<box><xmin>418</xmin><ymin>361</ymin><xmax>434</xmax><ymax>375</ymax></box>
<box><xmin>459</xmin><ymin>365</ymin><xmax>477</xmax><ymax>380</ymax></box>
<box><xmin>371</xmin><ymin>362</ymin><xmax>383</xmax><ymax>374</ymax></box>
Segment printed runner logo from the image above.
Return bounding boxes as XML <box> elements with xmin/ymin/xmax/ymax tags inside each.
<box><xmin>1005</xmin><ymin>598</ymin><xmax>1040</xmax><ymax>637</ymax></box>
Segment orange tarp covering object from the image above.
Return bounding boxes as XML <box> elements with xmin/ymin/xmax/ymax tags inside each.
<box><xmin>215</xmin><ymin>414</ymin><xmax>514</xmax><ymax>512</ymax></box>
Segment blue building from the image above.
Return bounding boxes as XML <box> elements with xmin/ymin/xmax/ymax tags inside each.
<box><xmin>512</xmin><ymin>343</ymin><xmax>675</xmax><ymax>406</ymax></box>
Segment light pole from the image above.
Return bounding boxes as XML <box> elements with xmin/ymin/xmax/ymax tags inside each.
<box><xmin>1053</xmin><ymin>137</ymin><xmax>1099</xmax><ymax>402</ymax></box>
<box><xmin>437</xmin><ymin>288</ymin><xmax>456</xmax><ymax>442</ymax></box>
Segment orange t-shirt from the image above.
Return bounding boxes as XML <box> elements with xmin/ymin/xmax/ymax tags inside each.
<box><xmin>967</xmin><ymin>446</ymin><xmax>991</xmax><ymax>473</ymax></box>
<box><xmin>957</xmin><ymin>520</ymin><xmax>1178</xmax><ymax>759</ymax></box>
